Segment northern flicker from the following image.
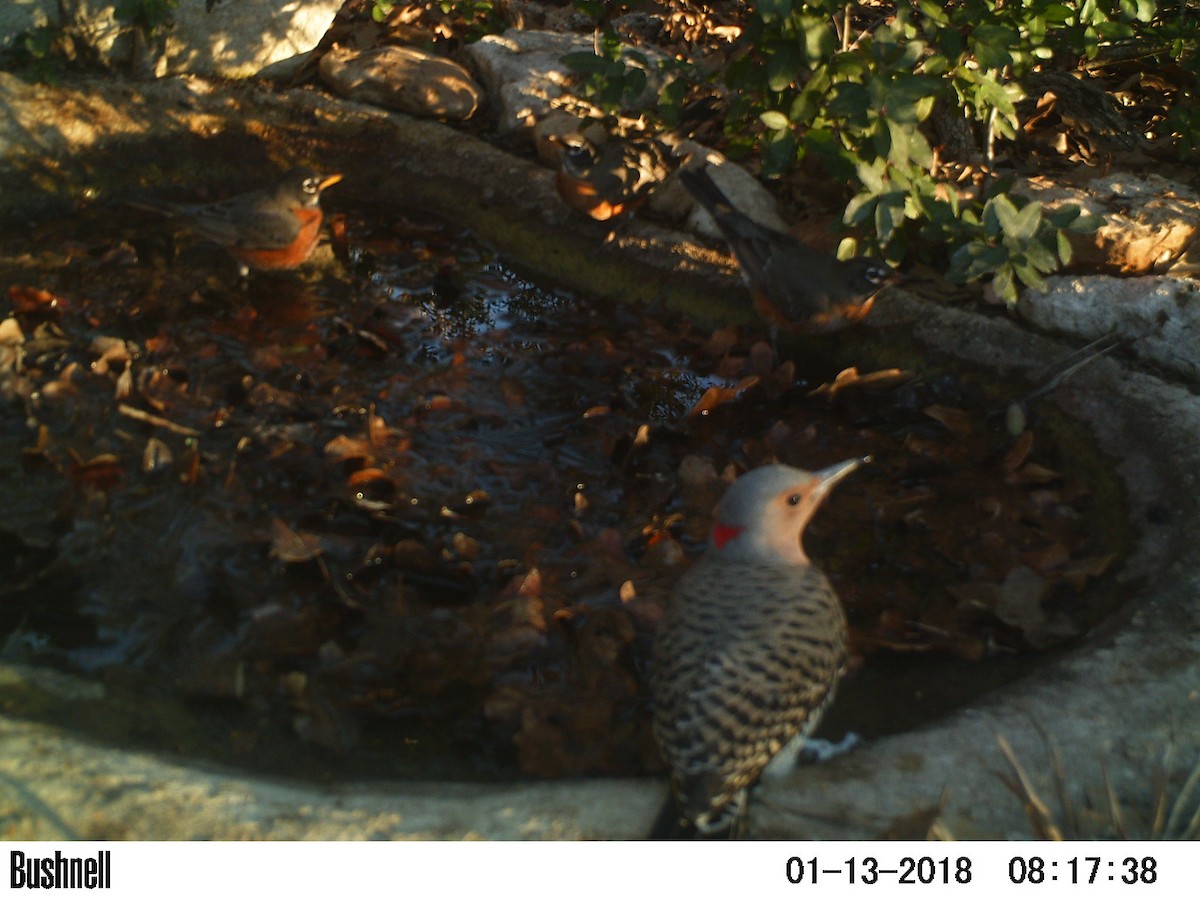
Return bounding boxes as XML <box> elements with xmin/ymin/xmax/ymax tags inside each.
<box><xmin>678</xmin><ymin>165</ymin><xmax>897</xmax><ymax>334</ymax></box>
<box><xmin>650</xmin><ymin>459</ymin><xmax>865</xmax><ymax>837</ymax></box>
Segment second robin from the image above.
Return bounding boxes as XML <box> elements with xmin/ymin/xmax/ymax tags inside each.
<box><xmin>549</xmin><ymin>132</ymin><xmax>673</xmax><ymax>224</ymax></box>
<box><xmin>679</xmin><ymin>166</ymin><xmax>898</xmax><ymax>335</ymax></box>
<box><xmin>128</xmin><ymin>167</ymin><xmax>343</xmax><ymax>275</ymax></box>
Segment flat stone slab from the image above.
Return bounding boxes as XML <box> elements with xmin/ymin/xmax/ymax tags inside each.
<box><xmin>319</xmin><ymin>45</ymin><xmax>482</xmax><ymax>121</ymax></box>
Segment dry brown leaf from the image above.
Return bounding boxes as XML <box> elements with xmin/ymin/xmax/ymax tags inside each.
<box><xmin>687</xmin><ymin>375</ymin><xmax>759</xmax><ymax>417</ymax></box>
<box><xmin>269</xmin><ymin>518</ymin><xmax>323</xmax><ymax>564</ymax></box>
<box><xmin>924</xmin><ymin>404</ymin><xmax>973</xmax><ymax>435</ymax></box>
<box><xmin>1023</xmin><ymin>542</ymin><xmax>1072</xmax><ymax>574</ymax></box>
<box><xmin>1008</xmin><ymin>462</ymin><xmax>1061</xmax><ymax>484</ymax></box>
<box><xmin>347</xmin><ymin>466</ymin><xmax>392</xmax><ymax>487</ymax></box>
<box><xmin>809</xmin><ymin>366</ymin><xmax>911</xmax><ymax>399</ymax></box>
<box><xmin>1004</xmin><ymin>430</ymin><xmax>1035</xmax><ymax>472</ymax></box>
<box><xmin>66</xmin><ymin>452</ymin><xmax>123</xmax><ymax>490</ymax></box>
<box><xmin>705</xmin><ymin>325</ymin><xmax>740</xmax><ymax>356</ymax></box>
<box><xmin>745</xmin><ymin>341</ymin><xmax>776</xmax><ymax>377</ymax></box>
<box><xmin>324</xmin><ymin>434</ymin><xmax>373</xmax><ymax>462</ymax></box>
<box><xmin>1061</xmin><ymin>553</ymin><xmax>1117</xmax><ymax>591</ymax></box>
<box><xmin>8</xmin><ymin>285</ymin><xmax>66</xmax><ymax>314</ymax></box>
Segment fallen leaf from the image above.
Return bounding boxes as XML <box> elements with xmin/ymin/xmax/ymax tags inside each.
<box><xmin>687</xmin><ymin>375</ymin><xmax>759</xmax><ymax>417</ymax></box>
<box><xmin>809</xmin><ymin>366</ymin><xmax>911</xmax><ymax>399</ymax></box>
<box><xmin>923</xmin><ymin>404</ymin><xmax>973</xmax><ymax>435</ymax></box>
<box><xmin>1003</xmin><ymin>430</ymin><xmax>1035</xmax><ymax>472</ymax></box>
<box><xmin>269</xmin><ymin>518</ymin><xmax>323</xmax><ymax>564</ymax></box>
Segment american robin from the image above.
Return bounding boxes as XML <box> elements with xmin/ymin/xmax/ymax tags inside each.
<box><xmin>548</xmin><ymin>132</ymin><xmax>673</xmax><ymax>223</ymax></box>
<box><xmin>679</xmin><ymin>166</ymin><xmax>898</xmax><ymax>334</ymax></box>
<box><xmin>128</xmin><ymin>168</ymin><xmax>343</xmax><ymax>274</ymax></box>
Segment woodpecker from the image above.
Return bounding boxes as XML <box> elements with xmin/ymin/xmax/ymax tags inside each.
<box><xmin>650</xmin><ymin>459</ymin><xmax>866</xmax><ymax>837</ymax></box>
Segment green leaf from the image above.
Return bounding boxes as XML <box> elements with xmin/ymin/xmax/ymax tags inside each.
<box><xmin>886</xmin><ymin>119</ymin><xmax>911</xmax><ymax>166</ymax></box>
<box><xmin>951</xmin><ymin>242</ymin><xmax>1009</xmax><ymax>281</ymax></box>
<box><xmin>827</xmin><ymin>82</ymin><xmax>871</xmax><ymax>124</ymax></box>
<box><xmin>993</xmin><ymin>263</ymin><xmax>1017</xmax><ymax>304</ymax></box>
<box><xmin>844</xmin><ymin>191</ymin><xmax>878</xmax><ymax>227</ymax></box>
<box><xmin>1119</xmin><ymin>0</ymin><xmax>1156</xmax><ymax>23</ymax></box>
<box><xmin>922</xmin><ymin>53</ymin><xmax>951</xmax><ymax>77</ymax></box>
<box><xmin>990</xmin><ymin>194</ymin><xmax>1041</xmax><ymax>241</ymax></box>
<box><xmin>1057</xmin><ymin>230</ymin><xmax>1074</xmax><ymax>265</ymax></box>
<box><xmin>1043</xmin><ymin>3</ymin><xmax>1075</xmax><ymax>24</ymax></box>
<box><xmin>1023</xmin><ymin>239</ymin><xmax>1058</xmax><ymax>272</ymax></box>
<box><xmin>1012</xmin><ymin>260</ymin><xmax>1048</xmax><ymax>292</ymax></box>
<box><xmin>623</xmin><ymin>67</ymin><xmax>648</xmax><ymax>99</ymax></box>
<box><xmin>916</xmin><ymin>0</ymin><xmax>949</xmax><ymax>25</ymax></box>
<box><xmin>760</xmin><ymin>110</ymin><xmax>790</xmax><ymax>130</ymax></box>
<box><xmin>1007</xmin><ymin>201</ymin><xmax>1043</xmax><ymax>241</ymax></box>
<box><xmin>761</xmin><ymin>129</ymin><xmax>799</xmax><ymax>176</ymax></box>
<box><xmin>800</xmin><ymin>14</ymin><xmax>836</xmax><ymax>64</ymax></box>
<box><xmin>855</xmin><ymin>157</ymin><xmax>888</xmax><ymax>194</ymax></box>
<box><xmin>1071</xmin><ymin>213</ymin><xmax>1104</xmax><ymax>233</ymax></box>
<box><xmin>874</xmin><ymin>191</ymin><xmax>908</xmax><ymax>244</ymax></box>
<box><xmin>971</xmin><ymin>24</ymin><xmax>1018</xmax><ymax>70</ymax></box>
<box><xmin>758</xmin><ymin>0</ymin><xmax>795</xmax><ymax>25</ymax></box>
<box><xmin>766</xmin><ymin>41</ymin><xmax>803</xmax><ymax>92</ymax></box>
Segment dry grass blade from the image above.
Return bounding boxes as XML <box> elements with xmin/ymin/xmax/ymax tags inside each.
<box><xmin>1149</xmin><ymin>747</ymin><xmax>1171</xmax><ymax>839</ymax></box>
<box><xmin>1031</xmin><ymin>718</ymin><xmax>1078</xmax><ymax>837</ymax></box>
<box><xmin>1100</xmin><ymin>759</ymin><xmax>1126</xmax><ymax>839</ymax></box>
<box><xmin>1164</xmin><ymin>753</ymin><xmax>1200</xmax><ymax>839</ymax></box>
<box><xmin>997</xmin><ymin>734</ymin><xmax>1064</xmax><ymax>840</ymax></box>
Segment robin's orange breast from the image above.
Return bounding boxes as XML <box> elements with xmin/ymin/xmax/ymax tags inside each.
<box><xmin>228</xmin><ymin>207</ymin><xmax>324</xmax><ymax>271</ymax></box>
<box><xmin>555</xmin><ymin>171</ymin><xmax>627</xmax><ymax>222</ymax></box>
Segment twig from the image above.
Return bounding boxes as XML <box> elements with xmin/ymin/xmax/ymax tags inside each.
<box><xmin>117</xmin><ymin>404</ymin><xmax>201</xmax><ymax>437</ymax></box>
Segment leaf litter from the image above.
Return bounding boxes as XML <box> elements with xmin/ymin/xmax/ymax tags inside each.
<box><xmin>0</xmin><ymin>200</ymin><xmax>1126</xmax><ymax>781</ymax></box>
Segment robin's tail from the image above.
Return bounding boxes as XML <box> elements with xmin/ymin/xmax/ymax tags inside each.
<box><xmin>677</xmin><ymin>166</ymin><xmax>737</xmax><ymax>220</ymax></box>
<box><xmin>123</xmin><ymin>196</ymin><xmax>188</xmax><ymax>218</ymax></box>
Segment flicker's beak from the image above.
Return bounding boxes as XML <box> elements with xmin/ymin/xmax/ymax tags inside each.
<box><xmin>812</xmin><ymin>455</ymin><xmax>870</xmax><ymax>497</ymax></box>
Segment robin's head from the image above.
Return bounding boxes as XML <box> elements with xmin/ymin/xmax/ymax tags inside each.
<box><xmin>844</xmin><ymin>256</ymin><xmax>902</xmax><ymax>292</ymax></box>
<box><xmin>549</xmin><ymin>133</ymin><xmax>601</xmax><ymax>175</ymax></box>
<box><xmin>278</xmin><ymin>168</ymin><xmax>343</xmax><ymax>208</ymax></box>
<box><xmin>709</xmin><ymin>460</ymin><xmax>867</xmax><ymax>564</ymax></box>
<box><xmin>841</xmin><ymin>257</ymin><xmax>900</xmax><ymax>295</ymax></box>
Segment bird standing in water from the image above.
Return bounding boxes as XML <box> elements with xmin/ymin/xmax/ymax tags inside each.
<box><xmin>128</xmin><ymin>167</ymin><xmax>343</xmax><ymax>275</ymax></box>
<box><xmin>679</xmin><ymin>166</ymin><xmax>897</xmax><ymax>335</ymax></box>
<box><xmin>650</xmin><ymin>459</ymin><xmax>866</xmax><ymax>837</ymax></box>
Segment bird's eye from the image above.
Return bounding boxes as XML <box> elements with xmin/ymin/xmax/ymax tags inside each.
<box><xmin>787</xmin><ymin>493</ymin><xmax>802</xmax><ymax>506</ymax></box>
<box><xmin>303</xmin><ymin>177</ymin><xmax>320</xmax><ymax>193</ymax></box>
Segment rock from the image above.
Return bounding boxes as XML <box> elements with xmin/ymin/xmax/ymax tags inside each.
<box><xmin>465</xmin><ymin>28</ymin><xmax>668</xmax><ymax>134</ymax></box>
<box><xmin>1019</xmin><ymin>172</ymin><xmax>1200</xmax><ymax>275</ymax></box>
<box><xmin>47</xmin><ymin>0</ymin><xmax>338</xmax><ymax>76</ymax></box>
<box><xmin>0</xmin><ymin>0</ymin><xmax>59</xmax><ymax>52</ymax></box>
<box><xmin>318</xmin><ymin>45</ymin><xmax>481</xmax><ymax>122</ymax></box>
<box><xmin>59</xmin><ymin>0</ymin><xmax>134</xmax><ymax>70</ymax></box>
<box><xmin>683</xmin><ymin>152</ymin><xmax>789</xmax><ymax>237</ymax></box>
<box><xmin>1018</xmin><ymin>274</ymin><xmax>1200</xmax><ymax>382</ymax></box>
<box><xmin>160</xmin><ymin>0</ymin><xmax>340</xmax><ymax>78</ymax></box>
